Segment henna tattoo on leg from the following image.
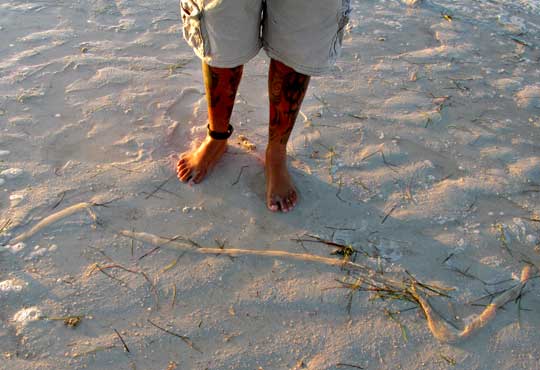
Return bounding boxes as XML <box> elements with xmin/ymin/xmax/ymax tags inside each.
<box><xmin>205</xmin><ymin>67</ymin><xmax>221</xmax><ymax>108</ymax></box>
<box><xmin>202</xmin><ymin>62</ymin><xmax>243</xmax><ymax>132</ymax></box>
<box><xmin>268</xmin><ymin>59</ymin><xmax>310</xmax><ymax>145</ymax></box>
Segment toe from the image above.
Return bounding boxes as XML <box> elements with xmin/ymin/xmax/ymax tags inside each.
<box><xmin>178</xmin><ymin>155</ymin><xmax>188</xmax><ymax>165</ymax></box>
<box><xmin>287</xmin><ymin>197</ymin><xmax>296</xmax><ymax>212</ymax></box>
<box><xmin>179</xmin><ymin>168</ymin><xmax>192</xmax><ymax>182</ymax></box>
<box><xmin>177</xmin><ymin>159</ymin><xmax>187</xmax><ymax>169</ymax></box>
<box><xmin>267</xmin><ymin>197</ymin><xmax>279</xmax><ymax>212</ymax></box>
<box><xmin>278</xmin><ymin>198</ymin><xmax>289</xmax><ymax>213</ymax></box>
<box><xmin>177</xmin><ymin>163</ymin><xmax>187</xmax><ymax>173</ymax></box>
<box><xmin>289</xmin><ymin>190</ymin><xmax>298</xmax><ymax>207</ymax></box>
<box><xmin>284</xmin><ymin>197</ymin><xmax>294</xmax><ymax>212</ymax></box>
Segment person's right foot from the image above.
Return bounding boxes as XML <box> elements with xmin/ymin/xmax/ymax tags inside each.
<box><xmin>177</xmin><ymin>136</ymin><xmax>227</xmax><ymax>183</ymax></box>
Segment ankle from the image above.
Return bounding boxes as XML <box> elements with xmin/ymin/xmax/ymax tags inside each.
<box><xmin>266</xmin><ymin>144</ymin><xmax>287</xmax><ymax>162</ymax></box>
<box><xmin>207</xmin><ymin>123</ymin><xmax>233</xmax><ymax>139</ymax></box>
<box><xmin>205</xmin><ymin>135</ymin><xmax>228</xmax><ymax>145</ymax></box>
<box><xmin>266</xmin><ymin>142</ymin><xmax>287</xmax><ymax>153</ymax></box>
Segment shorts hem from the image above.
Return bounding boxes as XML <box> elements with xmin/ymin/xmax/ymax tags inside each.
<box><xmin>263</xmin><ymin>43</ymin><xmax>334</xmax><ymax>76</ymax></box>
<box><xmin>194</xmin><ymin>43</ymin><xmax>262</xmax><ymax>68</ymax></box>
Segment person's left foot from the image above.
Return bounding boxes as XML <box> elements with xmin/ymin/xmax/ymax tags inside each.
<box><xmin>265</xmin><ymin>145</ymin><xmax>298</xmax><ymax>212</ymax></box>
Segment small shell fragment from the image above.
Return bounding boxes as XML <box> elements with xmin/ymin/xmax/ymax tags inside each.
<box><xmin>1</xmin><ymin>168</ymin><xmax>24</xmax><ymax>179</ymax></box>
<box><xmin>13</xmin><ymin>306</ymin><xmax>42</xmax><ymax>324</ymax></box>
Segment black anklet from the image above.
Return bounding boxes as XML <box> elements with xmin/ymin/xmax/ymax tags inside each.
<box><xmin>207</xmin><ymin>124</ymin><xmax>234</xmax><ymax>140</ymax></box>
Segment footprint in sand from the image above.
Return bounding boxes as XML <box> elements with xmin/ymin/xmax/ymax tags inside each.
<box><xmin>162</xmin><ymin>87</ymin><xmax>205</xmax><ymax>151</ymax></box>
<box><xmin>41</xmin><ymin>122</ymin><xmax>134</xmax><ymax>167</ymax></box>
<box><xmin>166</xmin><ymin>87</ymin><xmax>204</xmax><ymax>124</ymax></box>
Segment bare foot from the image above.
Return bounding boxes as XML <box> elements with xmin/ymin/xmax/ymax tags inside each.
<box><xmin>177</xmin><ymin>136</ymin><xmax>227</xmax><ymax>183</ymax></box>
<box><xmin>265</xmin><ymin>145</ymin><xmax>298</xmax><ymax>212</ymax></box>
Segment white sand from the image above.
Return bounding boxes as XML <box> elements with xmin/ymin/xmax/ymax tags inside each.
<box><xmin>1</xmin><ymin>0</ymin><xmax>540</xmax><ymax>369</ymax></box>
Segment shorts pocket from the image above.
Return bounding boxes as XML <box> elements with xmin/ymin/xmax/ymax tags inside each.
<box><xmin>180</xmin><ymin>0</ymin><xmax>209</xmax><ymax>56</ymax></box>
<box><xmin>330</xmin><ymin>0</ymin><xmax>351</xmax><ymax>60</ymax></box>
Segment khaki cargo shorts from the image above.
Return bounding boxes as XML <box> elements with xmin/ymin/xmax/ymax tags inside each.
<box><xmin>180</xmin><ymin>0</ymin><xmax>351</xmax><ymax>76</ymax></box>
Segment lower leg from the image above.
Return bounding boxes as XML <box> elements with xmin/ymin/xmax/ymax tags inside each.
<box><xmin>177</xmin><ymin>62</ymin><xmax>243</xmax><ymax>183</ymax></box>
<box><xmin>266</xmin><ymin>59</ymin><xmax>310</xmax><ymax>212</ymax></box>
<box><xmin>204</xmin><ymin>62</ymin><xmax>243</xmax><ymax>133</ymax></box>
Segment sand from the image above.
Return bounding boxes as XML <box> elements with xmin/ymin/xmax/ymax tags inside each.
<box><xmin>1</xmin><ymin>0</ymin><xmax>540</xmax><ymax>369</ymax></box>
